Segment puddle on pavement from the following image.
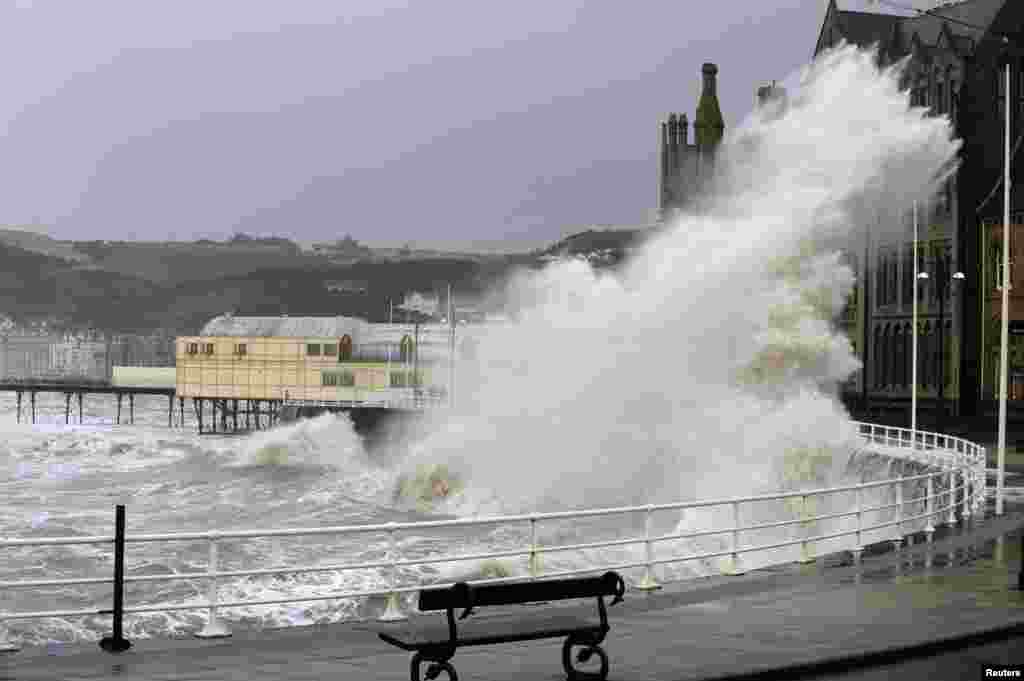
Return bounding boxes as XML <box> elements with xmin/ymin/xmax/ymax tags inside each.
<box><xmin>855</xmin><ymin>533</ymin><xmax>1023</xmax><ymax>610</ymax></box>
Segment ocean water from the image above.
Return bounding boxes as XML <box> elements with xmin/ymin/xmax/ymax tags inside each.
<box><xmin>0</xmin><ymin>42</ymin><xmax>962</xmax><ymax>647</ymax></box>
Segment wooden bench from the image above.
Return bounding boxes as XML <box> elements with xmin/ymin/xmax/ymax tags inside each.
<box><xmin>378</xmin><ymin>571</ymin><xmax>626</xmax><ymax>681</ymax></box>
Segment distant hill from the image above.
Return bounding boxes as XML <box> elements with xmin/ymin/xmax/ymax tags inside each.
<box><xmin>536</xmin><ymin>227</ymin><xmax>652</xmax><ymax>258</ymax></box>
<box><xmin>69</xmin><ymin>240</ymin><xmax>327</xmax><ymax>285</ymax></box>
<box><xmin>0</xmin><ymin>228</ymin><xmax>91</xmax><ymax>263</ymax></box>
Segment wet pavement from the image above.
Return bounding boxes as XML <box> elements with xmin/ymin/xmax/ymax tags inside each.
<box><xmin>0</xmin><ymin>506</ymin><xmax>1022</xmax><ymax>681</ymax></box>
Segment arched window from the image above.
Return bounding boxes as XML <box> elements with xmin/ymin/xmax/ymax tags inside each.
<box><xmin>874</xmin><ymin>326</ymin><xmax>883</xmax><ymax>388</ymax></box>
<box><xmin>881</xmin><ymin>325</ymin><xmax>891</xmax><ymax>388</ymax></box>
<box><xmin>944</xmin><ymin>320</ymin><xmax>953</xmax><ymax>389</ymax></box>
<box><xmin>399</xmin><ymin>335</ymin><xmax>414</xmax><ymax>363</ymax></box>
<box><xmin>902</xmin><ymin>322</ymin><xmax>912</xmax><ymax>388</ymax></box>
<box><xmin>339</xmin><ymin>335</ymin><xmax>353</xmax><ymax>361</ymax></box>
<box><xmin>878</xmin><ymin>256</ymin><xmax>887</xmax><ymax>306</ymax></box>
<box><xmin>921</xmin><ymin>322</ymin><xmax>932</xmax><ymax>390</ymax></box>
<box><xmin>897</xmin><ymin>323</ymin><xmax>905</xmax><ymax>387</ymax></box>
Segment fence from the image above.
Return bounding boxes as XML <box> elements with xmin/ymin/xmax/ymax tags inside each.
<box><xmin>0</xmin><ymin>421</ymin><xmax>992</xmax><ymax>652</ymax></box>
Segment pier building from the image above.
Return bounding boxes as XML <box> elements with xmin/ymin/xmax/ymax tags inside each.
<box><xmin>176</xmin><ymin>315</ymin><xmax>480</xmax><ymax>433</ymax></box>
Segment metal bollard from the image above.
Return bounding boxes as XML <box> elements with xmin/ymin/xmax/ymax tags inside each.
<box><xmin>637</xmin><ymin>505</ymin><xmax>661</xmax><ymax>590</ymax></box>
<box><xmin>195</xmin><ymin>537</ymin><xmax>231</xmax><ymax>638</ymax></box>
<box><xmin>99</xmin><ymin>504</ymin><xmax>131</xmax><ymax>652</ymax></box>
<box><xmin>379</xmin><ymin>523</ymin><xmax>406</xmax><ymax>621</ymax></box>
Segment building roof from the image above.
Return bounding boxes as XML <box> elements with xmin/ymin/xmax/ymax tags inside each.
<box><xmin>837</xmin><ymin>10</ymin><xmax>904</xmax><ymax>50</ymax></box>
<box><xmin>199</xmin><ymin>315</ymin><xmax>369</xmax><ymax>338</ymax></box>
<box><xmin>899</xmin><ymin>0</ymin><xmax>1004</xmax><ymax>48</ymax></box>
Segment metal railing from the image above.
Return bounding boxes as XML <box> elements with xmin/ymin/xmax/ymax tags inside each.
<box><xmin>0</xmin><ymin>420</ymin><xmax>991</xmax><ymax>651</ymax></box>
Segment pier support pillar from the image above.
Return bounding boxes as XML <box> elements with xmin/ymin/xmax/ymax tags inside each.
<box><xmin>220</xmin><ymin>400</ymin><xmax>228</xmax><ymax>432</ymax></box>
<box><xmin>77</xmin><ymin>392</ymin><xmax>83</xmax><ymax>425</ymax></box>
<box><xmin>168</xmin><ymin>395</ymin><xmax>173</xmax><ymax>429</ymax></box>
<box><xmin>64</xmin><ymin>393</ymin><xmax>71</xmax><ymax>425</ymax></box>
<box><xmin>116</xmin><ymin>394</ymin><xmax>123</xmax><ymax>425</ymax></box>
<box><xmin>129</xmin><ymin>394</ymin><xmax>134</xmax><ymax>425</ymax></box>
<box><xmin>194</xmin><ymin>399</ymin><xmax>204</xmax><ymax>435</ymax></box>
<box><xmin>16</xmin><ymin>391</ymin><xmax>22</xmax><ymax>423</ymax></box>
<box><xmin>179</xmin><ymin>397</ymin><xmax>185</xmax><ymax>428</ymax></box>
<box><xmin>30</xmin><ymin>392</ymin><xmax>35</xmax><ymax>424</ymax></box>
<box><xmin>232</xmin><ymin>399</ymin><xmax>239</xmax><ymax>432</ymax></box>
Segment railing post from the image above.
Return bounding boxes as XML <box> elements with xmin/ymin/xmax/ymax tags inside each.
<box><xmin>271</xmin><ymin>536</ymin><xmax>283</xmax><ymax>570</ymax></box>
<box><xmin>637</xmin><ymin>505</ymin><xmax>661</xmax><ymax>589</ymax></box>
<box><xmin>528</xmin><ymin>515</ymin><xmax>541</xmax><ymax>579</ymax></box>
<box><xmin>99</xmin><ymin>504</ymin><xmax>131</xmax><ymax>653</ymax></box>
<box><xmin>892</xmin><ymin>470</ymin><xmax>904</xmax><ymax>551</ymax></box>
<box><xmin>723</xmin><ymin>501</ymin><xmax>745</xmax><ymax>575</ymax></box>
<box><xmin>797</xmin><ymin>495</ymin><xmax>814</xmax><ymax>564</ymax></box>
<box><xmin>925</xmin><ymin>473</ymin><xmax>936</xmax><ymax>543</ymax></box>
<box><xmin>0</xmin><ymin>613</ymin><xmax>17</xmax><ymax>653</ymax></box>
<box><xmin>379</xmin><ymin>522</ymin><xmax>406</xmax><ymax>621</ymax></box>
<box><xmin>963</xmin><ymin>453</ymin><xmax>974</xmax><ymax>521</ymax></box>
<box><xmin>947</xmin><ymin>466</ymin><xmax>957</xmax><ymax>526</ymax></box>
<box><xmin>852</xmin><ymin>486</ymin><xmax>864</xmax><ymax>565</ymax></box>
<box><xmin>195</xmin><ymin>536</ymin><xmax>231</xmax><ymax>638</ymax></box>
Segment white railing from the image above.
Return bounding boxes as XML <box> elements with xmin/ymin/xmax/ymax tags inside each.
<box><xmin>0</xmin><ymin>421</ymin><xmax>991</xmax><ymax>650</ymax></box>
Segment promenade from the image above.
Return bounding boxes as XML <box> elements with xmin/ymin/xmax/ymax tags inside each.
<box><xmin>1</xmin><ymin>507</ymin><xmax>1021</xmax><ymax>681</ymax></box>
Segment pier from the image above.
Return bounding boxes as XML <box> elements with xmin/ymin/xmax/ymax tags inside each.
<box><xmin>0</xmin><ymin>382</ymin><xmax>180</xmax><ymax>427</ymax></box>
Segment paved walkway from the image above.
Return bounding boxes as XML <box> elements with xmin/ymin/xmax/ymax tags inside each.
<box><xmin>1</xmin><ymin>510</ymin><xmax>1022</xmax><ymax>681</ymax></box>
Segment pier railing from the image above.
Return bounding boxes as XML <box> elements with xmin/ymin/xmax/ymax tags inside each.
<box><xmin>0</xmin><ymin>421</ymin><xmax>991</xmax><ymax>651</ymax></box>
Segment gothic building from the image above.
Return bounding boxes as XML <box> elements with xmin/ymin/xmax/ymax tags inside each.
<box><xmin>815</xmin><ymin>0</ymin><xmax>1024</xmax><ymax>416</ymax></box>
<box><xmin>657</xmin><ymin>63</ymin><xmax>725</xmax><ymax>221</ymax></box>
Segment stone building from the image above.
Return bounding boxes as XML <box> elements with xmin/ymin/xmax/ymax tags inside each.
<box><xmin>815</xmin><ymin>0</ymin><xmax>1024</xmax><ymax>415</ymax></box>
<box><xmin>657</xmin><ymin>63</ymin><xmax>726</xmax><ymax>221</ymax></box>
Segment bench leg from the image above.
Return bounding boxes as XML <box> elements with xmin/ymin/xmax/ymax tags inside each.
<box><xmin>411</xmin><ymin>652</ymin><xmax>458</xmax><ymax>681</ymax></box>
<box><xmin>562</xmin><ymin>635</ymin><xmax>609</xmax><ymax>681</ymax></box>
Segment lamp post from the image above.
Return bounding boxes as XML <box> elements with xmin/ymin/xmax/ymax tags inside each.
<box><xmin>913</xmin><ymin>201</ymin><xmax>922</xmax><ymax>448</ymax></box>
<box><xmin>997</xmin><ymin>41</ymin><xmax>1012</xmax><ymax>516</ymax></box>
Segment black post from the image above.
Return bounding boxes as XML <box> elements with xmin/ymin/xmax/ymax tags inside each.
<box><xmin>180</xmin><ymin>397</ymin><xmax>185</xmax><ymax>428</ymax></box>
<box><xmin>99</xmin><ymin>504</ymin><xmax>131</xmax><ymax>653</ymax></box>
<box><xmin>77</xmin><ymin>392</ymin><xmax>84</xmax><ymax>425</ymax></box>
<box><xmin>129</xmin><ymin>394</ymin><xmax>134</xmax><ymax>424</ymax></box>
<box><xmin>16</xmin><ymin>391</ymin><xmax>21</xmax><ymax>423</ymax></box>
<box><xmin>1018</xmin><ymin>530</ymin><xmax>1023</xmax><ymax>590</ymax></box>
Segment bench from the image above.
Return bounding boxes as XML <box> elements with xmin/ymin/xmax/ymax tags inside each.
<box><xmin>378</xmin><ymin>571</ymin><xmax>626</xmax><ymax>681</ymax></box>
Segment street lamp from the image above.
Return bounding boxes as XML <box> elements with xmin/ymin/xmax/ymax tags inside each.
<box><xmin>912</xmin><ymin>201</ymin><xmax>923</xmax><ymax>449</ymax></box>
<box><xmin>997</xmin><ymin>41</ymin><xmax>1012</xmax><ymax>516</ymax></box>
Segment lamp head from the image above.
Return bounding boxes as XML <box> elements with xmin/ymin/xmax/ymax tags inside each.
<box><xmin>952</xmin><ymin>271</ymin><xmax>966</xmax><ymax>280</ymax></box>
<box><xmin>917</xmin><ymin>272</ymin><xmax>930</xmax><ymax>279</ymax></box>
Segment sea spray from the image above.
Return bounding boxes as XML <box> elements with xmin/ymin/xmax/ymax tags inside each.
<box><xmin>390</xmin><ymin>43</ymin><xmax>961</xmax><ymax>578</ymax></box>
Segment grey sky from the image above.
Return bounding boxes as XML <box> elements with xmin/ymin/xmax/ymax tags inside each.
<box><xmin>0</xmin><ymin>0</ymin><xmax>929</xmax><ymax>252</ymax></box>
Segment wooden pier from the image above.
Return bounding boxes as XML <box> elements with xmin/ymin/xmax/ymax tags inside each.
<box><xmin>0</xmin><ymin>382</ymin><xmax>181</xmax><ymax>427</ymax></box>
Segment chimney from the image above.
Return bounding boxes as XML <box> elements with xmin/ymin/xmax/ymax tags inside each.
<box><xmin>701</xmin><ymin>62</ymin><xmax>718</xmax><ymax>97</ymax></box>
<box><xmin>694</xmin><ymin>63</ymin><xmax>725</xmax><ymax>154</ymax></box>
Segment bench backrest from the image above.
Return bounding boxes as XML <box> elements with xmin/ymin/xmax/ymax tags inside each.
<box><xmin>418</xmin><ymin>571</ymin><xmax>625</xmax><ymax>612</ymax></box>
